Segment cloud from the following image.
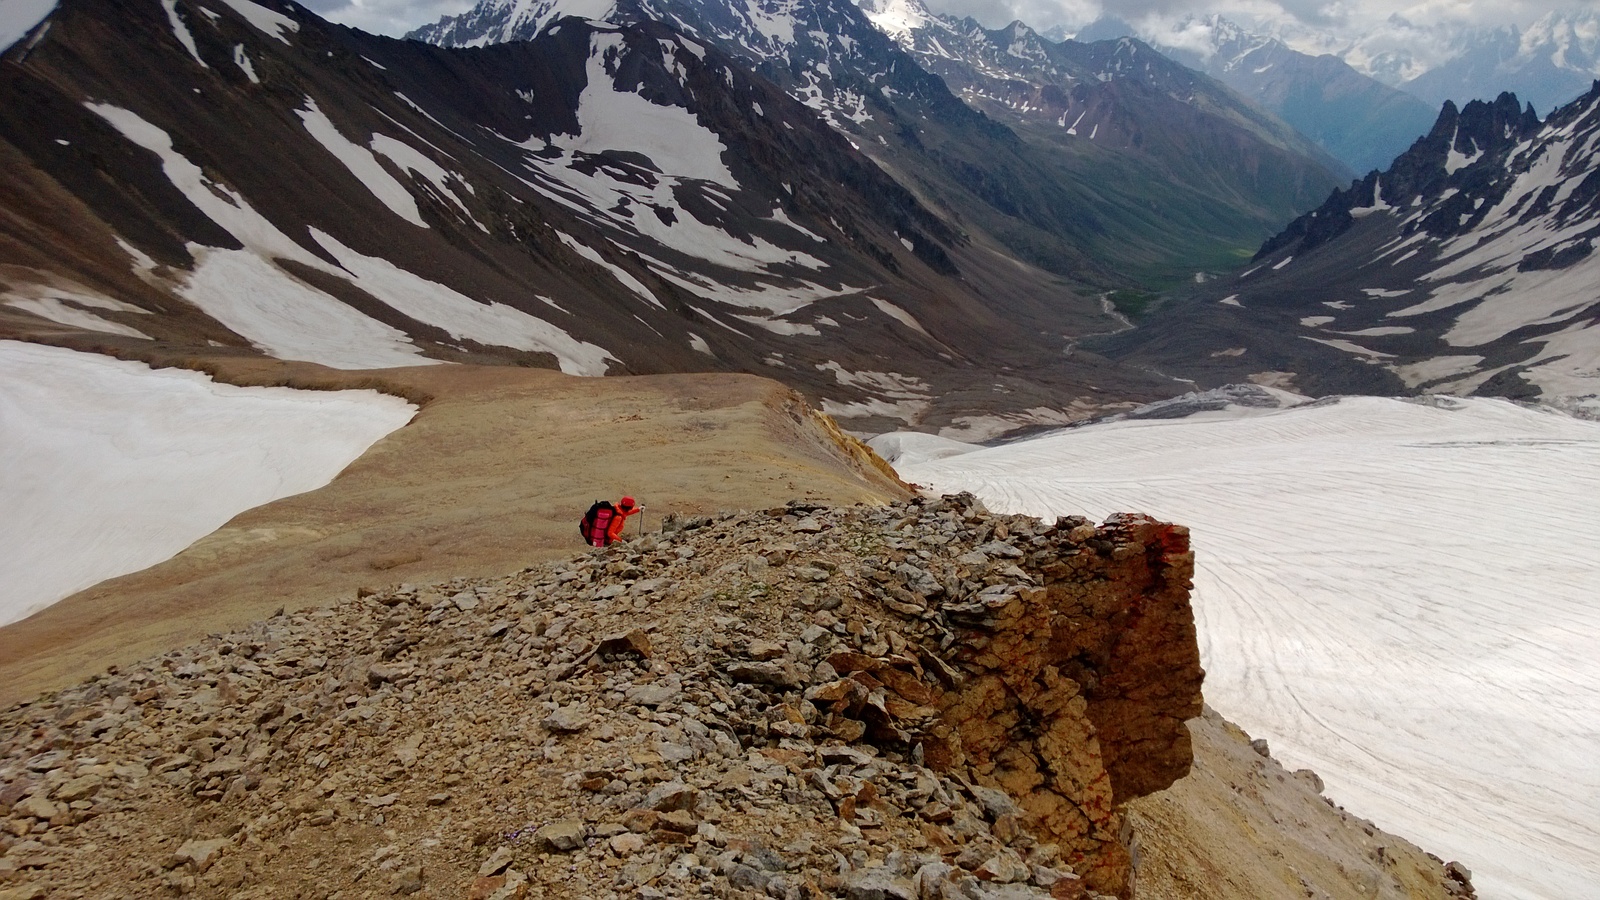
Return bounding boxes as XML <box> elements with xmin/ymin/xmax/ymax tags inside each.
<box><xmin>917</xmin><ymin>0</ymin><xmax>1587</xmax><ymax>38</ymax></box>
<box><xmin>315</xmin><ymin>0</ymin><xmax>478</xmax><ymax>36</ymax></box>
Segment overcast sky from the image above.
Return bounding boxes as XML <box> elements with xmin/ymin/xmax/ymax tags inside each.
<box><xmin>313</xmin><ymin>0</ymin><xmax>1587</xmax><ymax>44</ymax></box>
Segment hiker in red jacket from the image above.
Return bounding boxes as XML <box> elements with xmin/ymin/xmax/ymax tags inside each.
<box><xmin>607</xmin><ymin>496</ymin><xmax>643</xmax><ymax>544</ymax></box>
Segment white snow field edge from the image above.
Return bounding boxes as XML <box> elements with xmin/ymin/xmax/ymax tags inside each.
<box><xmin>0</xmin><ymin>341</ymin><xmax>416</xmax><ymax>627</ymax></box>
<box><xmin>884</xmin><ymin>396</ymin><xmax>1600</xmax><ymax>900</ymax></box>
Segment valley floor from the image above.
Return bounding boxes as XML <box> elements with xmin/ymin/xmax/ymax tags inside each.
<box><xmin>891</xmin><ymin>395</ymin><xmax>1600</xmax><ymax>900</ymax></box>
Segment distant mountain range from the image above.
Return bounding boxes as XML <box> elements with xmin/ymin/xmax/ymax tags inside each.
<box><xmin>412</xmin><ymin>0</ymin><xmax>1345</xmax><ymax>284</ymax></box>
<box><xmin>1100</xmin><ymin>84</ymin><xmax>1600</xmax><ymax>411</ymax></box>
<box><xmin>1397</xmin><ymin>14</ymin><xmax>1600</xmax><ymax>115</ymax></box>
<box><xmin>1076</xmin><ymin>14</ymin><xmax>1437</xmax><ymax>175</ymax></box>
<box><xmin>1088</xmin><ymin>9</ymin><xmax>1600</xmax><ymax>122</ymax></box>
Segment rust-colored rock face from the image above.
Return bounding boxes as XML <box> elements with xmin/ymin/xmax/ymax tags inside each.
<box><xmin>903</xmin><ymin>505</ymin><xmax>1203</xmax><ymax>897</ymax></box>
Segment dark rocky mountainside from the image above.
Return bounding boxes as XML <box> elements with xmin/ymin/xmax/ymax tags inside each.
<box><xmin>1096</xmin><ymin>84</ymin><xmax>1600</xmax><ymax>410</ymax></box>
<box><xmin>849</xmin><ymin>3</ymin><xmax>1345</xmax><ymax>281</ymax></box>
<box><xmin>413</xmin><ymin>0</ymin><xmax>1343</xmax><ymax>285</ymax></box>
<box><xmin>1</xmin><ymin>0</ymin><xmax>1175</xmax><ymax>437</ymax></box>
<box><xmin>0</xmin><ymin>494</ymin><xmax>1470</xmax><ymax>899</ymax></box>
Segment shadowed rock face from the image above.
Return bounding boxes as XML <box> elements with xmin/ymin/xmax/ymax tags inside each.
<box><xmin>908</xmin><ymin>507</ymin><xmax>1202</xmax><ymax>895</ymax></box>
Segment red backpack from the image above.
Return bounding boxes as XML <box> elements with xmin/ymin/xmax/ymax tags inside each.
<box><xmin>580</xmin><ymin>500</ymin><xmax>617</xmax><ymax>547</ymax></box>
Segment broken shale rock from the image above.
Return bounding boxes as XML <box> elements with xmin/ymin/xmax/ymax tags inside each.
<box><xmin>0</xmin><ymin>494</ymin><xmax>1456</xmax><ymax>899</ymax></box>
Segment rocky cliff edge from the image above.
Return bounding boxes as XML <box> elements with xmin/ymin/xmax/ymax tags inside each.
<box><xmin>0</xmin><ymin>493</ymin><xmax>1201</xmax><ymax>899</ymax></box>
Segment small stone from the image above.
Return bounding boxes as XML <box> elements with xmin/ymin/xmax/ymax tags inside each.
<box><xmin>451</xmin><ymin>591</ymin><xmax>480</xmax><ymax>611</ymax></box>
<box><xmin>969</xmin><ymin>785</ymin><xmax>1019</xmax><ymax>821</ymax></box>
<box><xmin>52</xmin><ymin>774</ymin><xmax>103</xmax><ymax>803</ymax></box>
<box><xmin>173</xmin><ymin>838</ymin><xmax>229</xmax><ymax>873</ymax></box>
<box><xmin>840</xmin><ymin>866</ymin><xmax>916</xmax><ymax>900</ymax></box>
<box><xmin>973</xmin><ymin>850</ymin><xmax>1029</xmax><ymax>884</ymax></box>
<box><xmin>623</xmin><ymin>809</ymin><xmax>659</xmax><ymax>832</ymax></box>
<box><xmin>593</xmin><ymin>629</ymin><xmax>653</xmax><ymax>660</ymax></box>
<box><xmin>744</xmin><ymin>641</ymin><xmax>786</xmax><ymax>661</ymax></box>
<box><xmin>657</xmin><ymin>809</ymin><xmax>697</xmax><ymax>833</ymax></box>
<box><xmin>1250</xmin><ymin>738</ymin><xmax>1271</xmax><ymax>758</ymax></box>
<box><xmin>610</xmin><ymin>832</ymin><xmax>647</xmax><ymax>855</ymax></box>
<box><xmin>389</xmin><ymin>863</ymin><xmax>423</xmax><ymax>895</ymax></box>
<box><xmin>640</xmin><ymin>781</ymin><xmax>697</xmax><ymax>812</ymax></box>
<box><xmin>10</xmin><ymin>796</ymin><xmax>58</xmax><ymax>821</ymax></box>
<box><xmin>478</xmin><ymin>846</ymin><xmax>514</xmax><ymax>877</ymax></box>
<box><xmin>533</xmin><ymin>821</ymin><xmax>585</xmax><ymax>852</ymax></box>
<box><xmin>726</xmin><ymin>661</ymin><xmax>801</xmax><ymax>689</ymax></box>
<box><xmin>426</xmin><ymin>793</ymin><xmax>451</xmax><ymax>806</ymax></box>
<box><xmin>544</xmin><ymin>706</ymin><xmax>590</xmax><ymax>733</ymax></box>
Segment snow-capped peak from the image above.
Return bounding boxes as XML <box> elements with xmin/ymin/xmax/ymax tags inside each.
<box><xmin>856</xmin><ymin>0</ymin><xmax>931</xmax><ymax>43</ymax></box>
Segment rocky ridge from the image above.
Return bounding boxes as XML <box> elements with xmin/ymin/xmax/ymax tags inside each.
<box><xmin>0</xmin><ymin>494</ymin><xmax>1205</xmax><ymax>899</ymax></box>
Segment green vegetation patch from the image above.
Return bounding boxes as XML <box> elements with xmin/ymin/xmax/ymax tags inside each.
<box><xmin>1108</xmin><ymin>289</ymin><xmax>1160</xmax><ymax>320</ymax></box>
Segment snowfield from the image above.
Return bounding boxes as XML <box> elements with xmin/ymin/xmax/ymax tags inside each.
<box><xmin>0</xmin><ymin>342</ymin><xmax>416</xmax><ymax>626</ymax></box>
<box><xmin>884</xmin><ymin>394</ymin><xmax>1600</xmax><ymax>900</ymax></box>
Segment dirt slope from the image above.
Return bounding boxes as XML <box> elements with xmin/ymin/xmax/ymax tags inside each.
<box><xmin>0</xmin><ymin>356</ymin><xmax>908</xmax><ymax>707</ymax></box>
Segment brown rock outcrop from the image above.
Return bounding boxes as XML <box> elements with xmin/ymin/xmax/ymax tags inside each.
<box><xmin>833</xmin><ymin>502</ymin><xmax>1203</xmax><ymax>896</ymax></box>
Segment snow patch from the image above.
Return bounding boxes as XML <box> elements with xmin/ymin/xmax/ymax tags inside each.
<box><xmin>233</xmin><ymin>44</ymin><xmax>259</xmax><ymax>83</ymax></box>
<box><xmin>1304</xmin><ymin>336</ymin><xmax>1393</xmax><ymax>358</ymax></box>
<box><xmin>311</xmin><ymin>230</ymin><xmax>615</xmax><ymax>376</ymax></box>
<box><xmin>160</xmin><ymin>0</ymin><xmax>206</xmax><ymax>67</ymax></box>
<box><xmin>868</xmin><ymin>297</ymin><xmax>931</xmax><ymax>336</ymax></box>
<box><xmin>2</xmin><ymin>281</ymin><xmax>152</xmax><ymax>339</ymax></box>
<box><xmin>297</xmin><ymin>98</ymin><xmax>427</xmax><ymax>229</ymax></box>
<box><xmin>0</xmin><ymin>341</ymin><xmax>414</xmax><ymax>625</ymax></box>
<box><xmin>549</xmin><ymin>32</ymin><xmax>736</xmax><ymax>188</ymax></box>
<box><xmin>213</xmin><ymin>0</ymin><xmax>298</xmax><ymax>44</ymax></box>
<box><xmin>1390</xmin><ymin>355</ymin><xmax>1485</xmax><ymax>388</ymax></box>
<box><xmin>369</xmin><ymin>134</ymin><xmax>486</xmax><ymax>232</ymax></box>
<box><xmin>555</xmin><ymin>232</ymin><xmax>662</xmax><ymax>309</ymax></box>
<box><xmin>182</xmin><ymin>247</ymin><xmax>434</xmax><ymax>369</ymax></box>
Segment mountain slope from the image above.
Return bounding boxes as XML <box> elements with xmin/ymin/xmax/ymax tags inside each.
<box><xmin>412</xmin><ymin>0</ymin><xmax>1344</xmax><ymax>284</ymax></box>
<box><xmin>1098</xmin><ymin>85</ymin><xmax>1600</xmax><ymax>410</ymax></box>
<box><xmin>850</xmin><ymin>4</ymin><xmax>1346</xmax><ymax>280</ymax></box>
<box><xmin>0</xmin><ymin>0</ymin><xmax>1176</xmax><ymax>435</ymax></box>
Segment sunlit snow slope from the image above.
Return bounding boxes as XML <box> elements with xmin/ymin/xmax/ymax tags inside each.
<box><xmin>890</xmin><ymin>396</ymin><xmax>1600</xmax><ymax>900</ymax></box>
<box><xmin>0</xmin><ymin>342</ymin><xmax>416</xmax><ymax>626</ymax></box>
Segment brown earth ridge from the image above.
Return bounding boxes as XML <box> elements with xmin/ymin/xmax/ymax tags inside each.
<box><xmin>0</xmin><ymin>358</ymin><xmax>911</xmax><ymax>710</ymax></box>
<box><xmin>0</xmin><ymin>494</ymin><xmax>1473</xmax><ymax>900</ymax></box>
